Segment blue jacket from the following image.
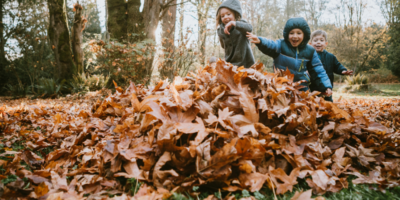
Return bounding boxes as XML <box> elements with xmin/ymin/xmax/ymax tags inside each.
<box><xmin>255</xmin><ymin>18</ymin><xmax>332</xmax><ymax>91</ymax></box>
<box><xmin>310</xmin><ymin>50</ymin><xmax>348</xmax><ymax>90</ymax></box>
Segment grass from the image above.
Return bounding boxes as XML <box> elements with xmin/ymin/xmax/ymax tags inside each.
<box><xmin>169</xmin><ymin>177</ymin><xmax>400</xmax><ymax>200</ymax></box>
<box><xmin>333</xmin><ymin>83</ymin><xmax>400</xmax><ymax>99</ymax></box>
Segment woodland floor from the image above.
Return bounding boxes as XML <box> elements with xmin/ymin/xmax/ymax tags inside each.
<box><xmin>1</xmin><ymin>79</ymin><xmax>400</xmax><ymax>200</ymax></box>
<box><xmin>333</xmin><ymin>83</ymin><xmax>400</xmax><ymax>99</ymax></box>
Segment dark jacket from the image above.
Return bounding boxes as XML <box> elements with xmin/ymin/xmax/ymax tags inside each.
<box><xmin>310</xmin><ymin>50</ymin><xmax>348</xmax><ymax>90</ymax></box>
<box><xmin>255</xmin><ymin>17</ymin><xmax>332</xmax><ymax>91</ymax></box>
<box><xmin>217</xmin><ymin>0</ymin><xmax>255</xmax><ymax>68</ymax></box>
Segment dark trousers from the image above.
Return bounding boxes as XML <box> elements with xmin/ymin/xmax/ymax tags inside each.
<box><xmin>324</xmin><ymin>95</ymin><xmax>333</xmax><ymax>102</ymax></box>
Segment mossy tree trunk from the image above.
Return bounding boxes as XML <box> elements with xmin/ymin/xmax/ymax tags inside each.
<box><xmin>127</xmin><ymin>0</ymin><xmax>144</xmax><ymax>43</ymax></box>
<box><xmin>0</xmin><ymin>0</ymin><xmax>8</xmax><ymax>87</ymax></box>
<box><xmin>107</xmin><ymin>0</ymin><xmax>127</xmax><ymax>42</ymax></box>
<box><xmin>47</xmin><ymin>0</ymin><xmax>75</xmax><ymax>81</ymax></box>
<box><xmin>72</xmin><ymin>3</ymin><xmax>84</xmax><ymax>74</ymax></box>
<box><xmin>107</xmin><ymin>0</ymin><xmax>177</xmax><ymax>83</ymax></box>
<box><xmin>0</xmin><ymin>0</ymin><xmax>5</xmax><ymax>64</ymax></box>
<box><xmin>160</xmin><ymin>0</ymin><xmax>177</xmax><ymax>80</ymax></box>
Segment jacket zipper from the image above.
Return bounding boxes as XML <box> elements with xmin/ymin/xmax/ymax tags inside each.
<box><xmin>296</xmin><ymin>47</ymin><xmax>310</xmax><ymax>82</ymax></box>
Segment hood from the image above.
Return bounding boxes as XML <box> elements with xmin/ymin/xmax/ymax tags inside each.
<box><xmin>216</xmin><ymin>0</ymin><xmax>242</xmax><ymax>18</ymax></box>
<box><xmin>283</xmin><ymin>17</ymin><xmax>311</xmax><ymax>49</ymax></box>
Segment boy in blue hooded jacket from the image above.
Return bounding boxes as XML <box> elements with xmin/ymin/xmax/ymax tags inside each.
<box><xmin>247</xmin><ymin>17</ymin><xmax>332</xmax><ymax>96</ymax></box>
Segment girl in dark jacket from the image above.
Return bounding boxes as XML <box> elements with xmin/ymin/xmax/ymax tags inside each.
<box><xmin>247</xmin><ymin>17</ymin><xmax>332</xmax><ymax>95</ymax></box>
<box><xmin>216</xmin><ymin>0</ymin><xmax>255</xmax><ymax>68</ymax></box>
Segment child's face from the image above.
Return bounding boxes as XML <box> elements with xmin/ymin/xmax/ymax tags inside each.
<box><xmin>220</xmin><ymin>8</ymin><xmax>235</xmax><ymax>25</ymax></box>
<box><xmin>310</xmin><ymin>35</ymin><xmax>328</xmax><ymax>52</ymax></box>
<box><xmin>288</xmin><ymin>29</ymin><xmax>304</xmax><ymax>48</ymax></box>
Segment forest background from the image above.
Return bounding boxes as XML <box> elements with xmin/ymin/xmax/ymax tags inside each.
<box><xmin>0</xmin><ymin>0</ymin><xmax>399</xmax><ymax>98</ymax></box>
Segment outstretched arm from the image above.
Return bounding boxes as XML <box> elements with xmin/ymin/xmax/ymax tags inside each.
<box><xmin>235</xmin><ymin>20</ymin><xmax>253</xmax><ymax>33</ymax></box>
<box><xmin>333</xmin><ymin>55</ymin><xmax>353</xmax><ymax>75</ymax></box>
<box><xmin>224</xmin><ymin>20</ymin><xmax>253</xmax><ymax>35</ymax></box>
<box><xmin>247</xmin><ymin>32</ymin><xmax>280</xmax><ymax>58</ymax></box>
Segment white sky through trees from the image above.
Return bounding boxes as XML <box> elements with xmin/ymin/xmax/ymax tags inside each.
<box><xmin>95</xmin><ymin>0</ymin><xmax>386</xmax><ymax>45</ymax></box>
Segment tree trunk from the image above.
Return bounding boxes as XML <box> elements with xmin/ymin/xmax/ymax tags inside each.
<box><xmin>107</xmin><ymin>0</ymin><xmax>127</xmax><ymax>42</ymax></box>
<box><xmin>160</xmin><ymin>0</ymin><xmax>177</xmax><ymax>80</ymax></box>
<box><xmin>178</xmin><ymin>0</ymin><xmax>185</xmax><ymax>46</ymax></box>
<box><xmin>0</xmin><ymin>0</ymin><xmax>5</xmax><ymax>63</ymax></box>
<box><xmin>127</xmin><ymin>0</ymin><xmax>144</xmax><ymax>42</ymax></box>
<box><xmin>107</xmin><ymin>0</ymin><xmax>177</xmax><ymax>83</ymax></box>
<box><xmin>72</xmin><ymin>3</ymin><xmax>84</xmax><ymax>74</ymax></box>
<box><xmin>0</xmin><ymin>0</ymin><xmax>7</xmax><ymax>87</ymax></box>
<box><xmin>196</xmin><ymin>0</ymin><xmax>212</xmax><ymax>64</ymax></box>
<box><xmin>286</xmin><ymin>0</ymin><xmax>290</xmax><ymax>19</ymax></box>
<box><xmin>142</xmin><ymin>0</ymin><xmax>162</xmax><ymax>41</ymax></box>
<box><xmin>47</xmin><ymin>0</ymin><xmax>75</xmax><ymax>81</ymax></box>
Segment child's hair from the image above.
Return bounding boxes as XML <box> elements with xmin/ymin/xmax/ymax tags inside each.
<box><xmin>216</xmin><ymin>8</ymin><xmax>241</xmax><ymax>28</ymax></box>
<box><xmin>311</xmin><ymin>30</ymin><xmax>328</xmax><ymax>42</ymax></box>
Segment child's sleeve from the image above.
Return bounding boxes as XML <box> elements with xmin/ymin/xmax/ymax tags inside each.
<box><xmin>332</xmin><ymin>55</ymin><xmax>348</xmax><ymax>75</ymax></box>
<box><xmin>255</xmin><ymin>37</ymin><xmax>280</xmax><ymax>58</ymax></box>
<box><xmin>308</xmin><ymin>51</ymin><xmax>332</xmax><ymax>91</ymax></box>
<box><xmin>235</xmin><ymin>20</ymin><xmax>253</xmax><ymax>33</ymax></box>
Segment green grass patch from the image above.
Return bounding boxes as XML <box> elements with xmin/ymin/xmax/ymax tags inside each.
<box><xmin>168</xmin><ymin>177</ymin><xmax>400</xmax><ymax>200</ymax></box>
<box><xmin>333</xmin><ymin>83</ymin><xmax>400</xmax><ymax>99</ymax></box>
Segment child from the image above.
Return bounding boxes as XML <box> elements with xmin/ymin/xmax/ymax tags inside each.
<box><xmin>309</xmin><ymin>30</ymin><xmax>353</xmax><ymax>102</ymax></box>
<box><xmin>216</xmin><ymin>0</ymin><xmax>255</xmax><ymax>68</ymax></box>
<box><xmin>246</xmin><ymin>17</ymin><xmax>332</xmax><ymax>96</ymax></box>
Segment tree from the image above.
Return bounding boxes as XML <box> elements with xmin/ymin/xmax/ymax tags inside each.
<box><xmin>0</xmin><ymin>0</ymin><xmax>11</xmax><ymax>87</ymax></box>
<box><xmin>191</xmin><ymin>0</ymin><xmax>214</xmax><ymax>64</ymax></box>
<box><xmin>72</xmin><ymin>3</ymin><xmax>85</xmax><ymax>74</ymax></box>
<box><xmin>285</xmin><ymin>0</ymin><xmax>305</xmax><ymax>20</ymax></box>
<box><xmin>83</xmin><ymin>0</ymin><xmax>101</xmax><ymax>34</ymax></box>
<box><xmin>387</xmin><ymin>0</ymin><xmax>400</xmax><ymax>77</ymax></box>
<box><xmin>379</xmin><ymin>0</ymin><xmax>397</xmax><ymax>26</ymax></box>
<box><xmin>160</xmin><ymin>0</ymin><xmax>177</xmax><ymax>80</ymax></box>
<box><xmin>47</xmin><ymin>0</ymin><xmax>75</xmax><ymax>81</ymax></box>
<box><xmin>107</xmin><ymin>0</ymin><xmax>127</xmax><ymax>41</ymax></box>
<box><xmin>106</xmin><ymin>0</ymin><xmax>179</xmax><ymax>83</ymax></box>
<box><xmin>304</xmin><ymin>0</ymin><xmax>328</xmax><ymax>30</ymax></box>
<box><xmin>328</xmin><ymin>0</ymin><xmax>366</xmax><ymax>73</ymax></box>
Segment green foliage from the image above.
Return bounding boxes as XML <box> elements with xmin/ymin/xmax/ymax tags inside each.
<box><xmin>3</xmin><ymin>83</ymin><xmax>31</xmax><ymax>98</ymax></box>
<box><xmin>1</xmin><ymin>174</ymin><xmax>18</xmax><ymax>184</ymax></box>
<box><xmin>34</xmin><ymin>78</ymin><xmax>66</xmax><ymax>98</ymax></box>
<box><xmin>169</xmin><ymin>193</ymin><xmax>194</xmax><ymax>200</ymax></box>
<box><xmin>69</xmin><ymin>73</ymin><xmax>109</xmax><ymax>94</ymax></box>
<box><xmin>127</xmin><ymin>178</ymin><xmax>142</xmax><ymax>196</ymax></box>
<box><xmin>90</xmin><ymin>39</ymin><xmax>155</xmax><ymax>87</ymax></box>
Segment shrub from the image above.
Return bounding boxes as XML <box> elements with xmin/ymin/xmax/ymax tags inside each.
<box><xmin>339</xmin><ymin>74</ymin><xmax>371</xmax><ymax>93</ymax></box>
<box><xmin>34</xmin><ymin>78</ymin><xmax>66</xmax><ymax>98</ymax></box>
<box><xmin>3</xmin><ymin>83</ymin><xmax>31</xmax><ymax>99</ymax></box>
<box><xmin>89</xmin><ymin>39</ymin><xmax>155</xmax><ymax>87</ymax></box>
<box><xmin>69</xmin><ymin>73</ymin><xmax>109</xmax><ymax>94</ymax></box>
<box><xmin>344</xmin><ymin>74</ymin><xmax>369</xmax><ymax>85</ymax></box>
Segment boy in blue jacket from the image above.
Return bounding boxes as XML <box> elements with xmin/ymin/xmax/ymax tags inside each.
<box><xmin>246</xmin><ymin>17</ymin><xmax>332</xmax><ymax>96</ymax></box>
<box><xmin>308</xmin><ymin>30</ymin><xmax>353</xmax><ymax>102</ymax></box>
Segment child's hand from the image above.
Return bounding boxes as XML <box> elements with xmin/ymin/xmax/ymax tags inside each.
<box><xmin>342</xmin><ymin>70</ymin><xmax>353</xmax><ymax>75</ymax></box>
<box><xmin>246</xmin><ymin>32</ymin><xmax>260</xmax><ymax>44</ymax></box>
<box><xmin>224</xmin><ymin>21</ymin><xmax>236</xmax><ymax>35</ymax></box>
<box><xmin>324</xmin><ymin>88</ymin><xmax>333</xmax><ymax>97</ymax></box>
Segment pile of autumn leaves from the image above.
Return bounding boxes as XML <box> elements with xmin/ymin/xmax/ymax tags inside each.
<box><xmin>1</xmin><ymin>60</ymin><xmax>400</xmax><ymax>199</ymax></box>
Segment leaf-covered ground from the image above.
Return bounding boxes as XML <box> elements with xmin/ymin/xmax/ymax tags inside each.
<box><xmin>1</xmin><ymin>61</ymin><xmax>400</xmax><ymax>200</ymax></box>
